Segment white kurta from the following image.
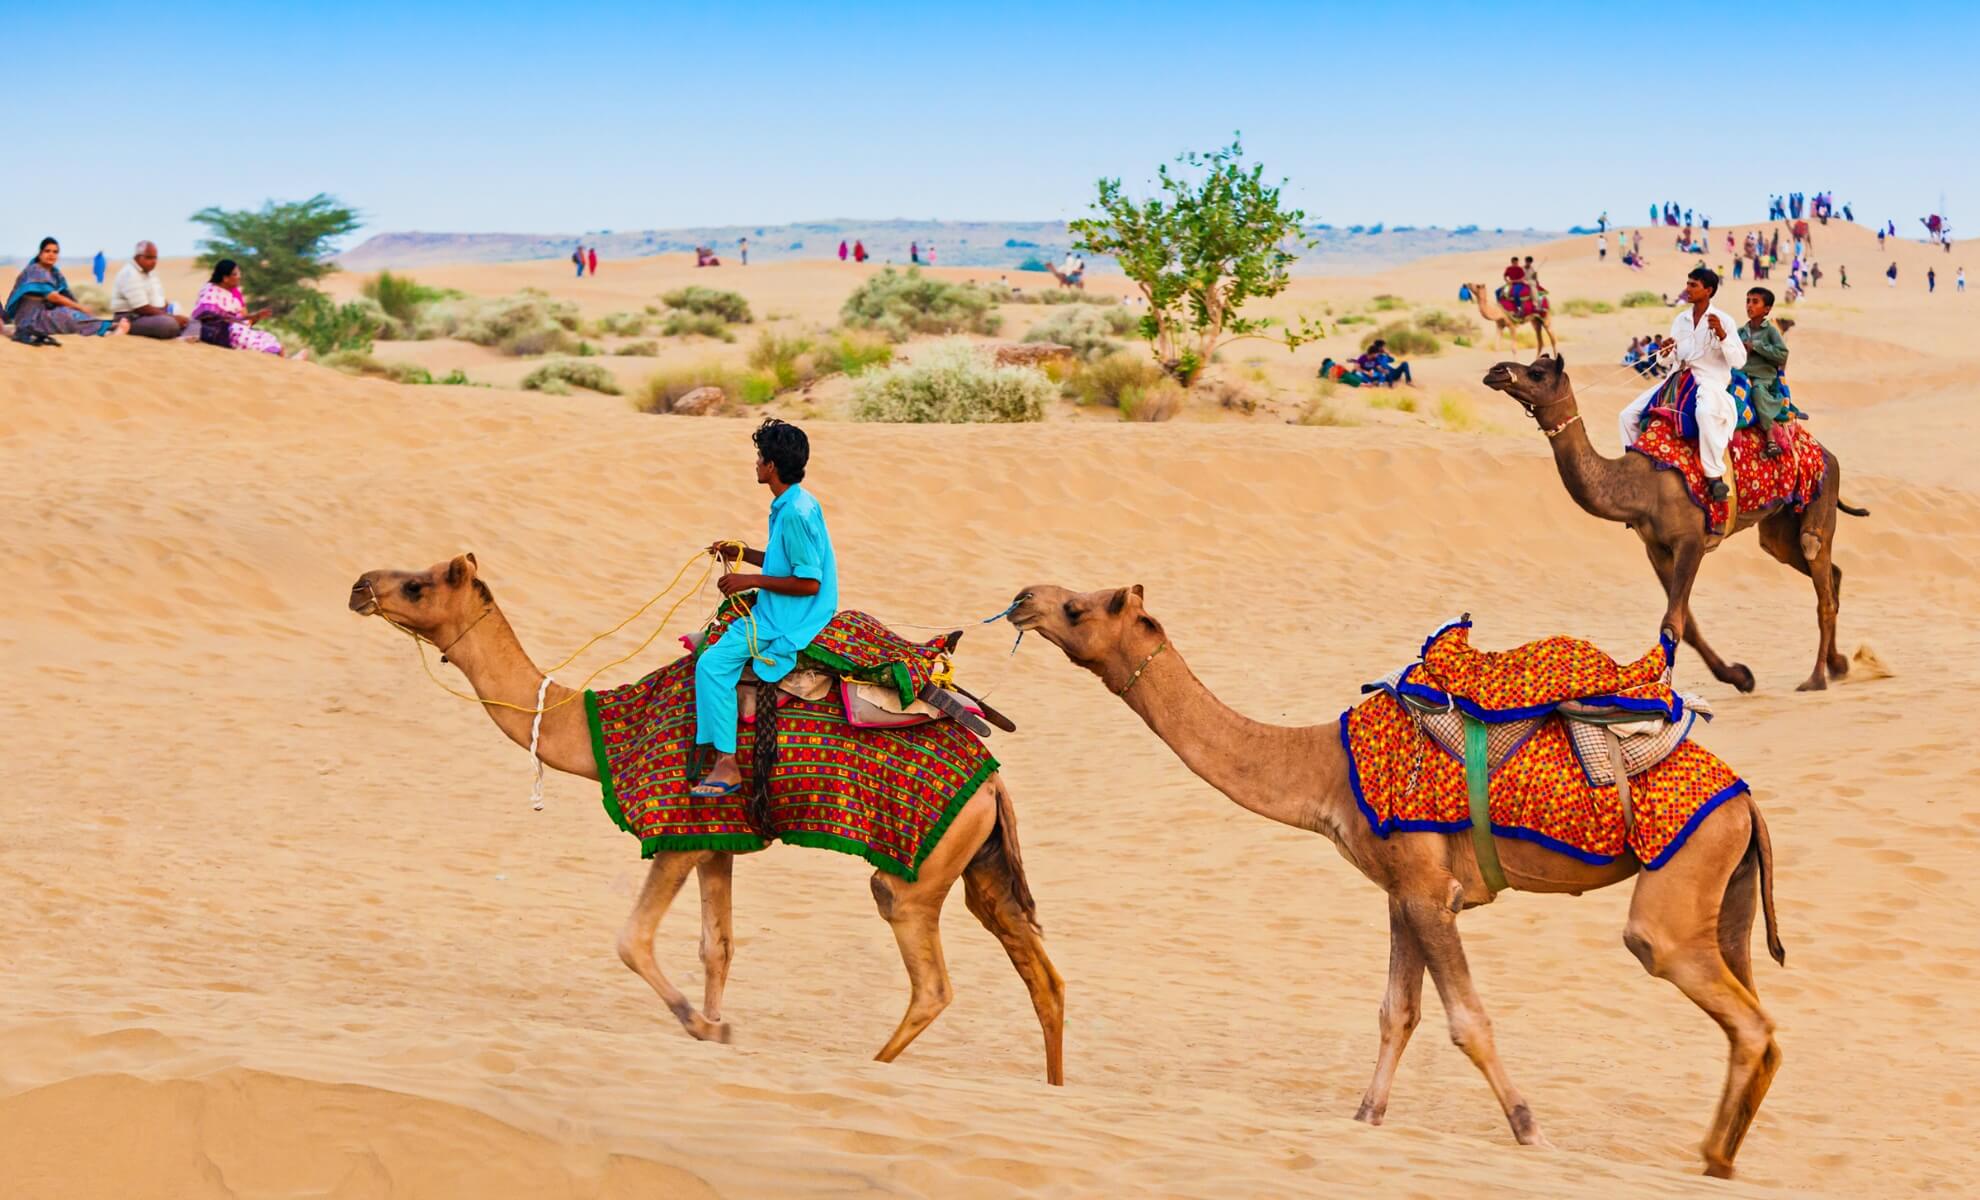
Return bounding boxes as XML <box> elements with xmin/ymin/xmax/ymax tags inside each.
<box><xmin>1618</xmin><ymin>302</ymin><xmax>1747</xmax><ymax>477</ymax></box>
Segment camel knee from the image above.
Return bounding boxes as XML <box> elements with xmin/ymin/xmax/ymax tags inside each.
<box><xmin>869</xmin><ymin>872</ymin><xmax>896</xmax><ymax>921</ymax></box>
<box><xmin>1445</xmin><ymin>1007</ymin><xmax>1496</xmax><ymax>1058</ymax></box>
<box><xmin>699</xmin><ymin>930</ymin><xmax>732</xmax><ymax>975</ymax></box>
<box><xmin>1379</xmin><ymin>996</ymin><xmax>1421</xmax><ymax>1040</ymax></box>
<box><xmin>616</xmin><ymin>930</ymin><xmax>649</xmax><ymax>974</ymax></box>
<box><xmin>1623</xmin><ymin>923</ymin><xmax>1670</xmax><ymax>976</ymax></box>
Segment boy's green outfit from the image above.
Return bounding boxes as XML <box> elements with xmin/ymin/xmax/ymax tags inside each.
<box><xmin>1738</xmin><ymin>318</ymin><xmax>1791</xmax><ymax>457</ymax></box>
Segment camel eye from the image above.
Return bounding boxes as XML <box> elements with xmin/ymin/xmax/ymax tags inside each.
<box><xmin>1063</xmin><ymin>602</ymin><xmax>1082</xmax><ymax>625</ymax></box>
<box><xmin>404</xmin><ymin>581</ymin><xmax>423</xmax><ymax>599</ymax></box>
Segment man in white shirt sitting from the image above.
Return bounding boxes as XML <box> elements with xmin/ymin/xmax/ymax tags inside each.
<box><xmin>111</xmin><ymin>241</ymin><xmax>189</xmax><ymax>339</ymax></box>
<box><xmin>1618</xmin><ymin>266</ymin><xmax>1747</xmax><ymax>501</ymax></box>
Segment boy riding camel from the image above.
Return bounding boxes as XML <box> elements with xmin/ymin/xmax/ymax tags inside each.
<box><xmin>1738</xmin><ymin>286</ymin><xmax>1791</xmax><ymax>458</ymax></box>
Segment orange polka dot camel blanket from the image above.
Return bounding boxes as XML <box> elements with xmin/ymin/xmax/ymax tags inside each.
<box><xmin>1340</xmin><ymin>618</ymin><xmax>1745</xmax><ymax>876</ymax></box>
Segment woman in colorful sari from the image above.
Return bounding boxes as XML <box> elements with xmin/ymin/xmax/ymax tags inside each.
<box><xmin>189</xmin><ymin>260</ymin><xmax>301</xmax><ymax>358</ymax></box>
<box><xmin>5</xmin><ymin>238</ymin><xmax>127</xmax><ymax>341</ymax></box>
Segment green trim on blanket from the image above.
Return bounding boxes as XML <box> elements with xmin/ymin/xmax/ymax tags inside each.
<box><xmin>798</xmin><ymin>644</ymin><xmax>917</xmax><ymax>709</ymax></box>
<box><xmin>774</xmin><ymin>755</ymin><xmax>998</xmax><ymax>880</ymax></box>
<box><xmin>587</xmin><ymin>688</ymin><xmax>772</xmax><ymax>858</ymax></box>
<box><xmin>585</xmin><ymin>690</ymin><xmax>633</xmax><ymax>835</ymax></box>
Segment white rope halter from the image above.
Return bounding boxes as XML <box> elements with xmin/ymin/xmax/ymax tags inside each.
<box><xmin>529</xmin><ymin>675</ymin><xmax>555</xmax><ymax>811</ymax></box>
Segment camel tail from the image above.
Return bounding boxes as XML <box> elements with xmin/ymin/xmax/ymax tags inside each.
<box><xmin>1838</xmin><ymin>498</ymin><xmax>1871</xmax><ymax>518</ymax></box>
<box><xmin>1751</xmin><ymin>802</ymin><xmax>1786</xmax><ymax>966</ymax></box>
<box><xmin>980</xmin><ymin>779</ymin><xmax>1040</xmax><ymax>932</ymax></box>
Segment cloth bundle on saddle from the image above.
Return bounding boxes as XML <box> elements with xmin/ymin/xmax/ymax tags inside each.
<box><xmin>1495</xmin><ymin>281</ymin><xmax>1550</xmax><ymax>319</ymax></box>
<box><xmin>1631</xmin><ymin>368</ymin><xmax>1828</xmax><ymax>532</ymax></box>
<box><xmin>685</xmin><ymin>601</ymin><xmax>1013</xmax><ymax>738</ymax></box>
<box><xmin>1643</xmin><ymin>366</ymin><xmax>1804</xmax><ymax>438</ymax></box>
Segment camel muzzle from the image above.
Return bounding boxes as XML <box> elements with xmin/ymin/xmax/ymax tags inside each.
<box><xmin>349</xmin><ymin>579</ymin><xmax>380</xmax><ymax>616</ymax></box>
<box><xmin>1481</xmin><ymin>364</ymin><xmax>1514</xmax><ymax>390</ymax></box>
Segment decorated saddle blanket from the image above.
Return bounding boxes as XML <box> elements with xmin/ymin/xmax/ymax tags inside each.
<box><xmin>585</xmin><ymin>650</ymin><xmax>996</xmax><ymax>880</ymax></box>
<box><xmin>1631</xmin><ymin>370</ymin><xmax>1828</xmax><ymax>531</ymax></box>
<box><xmin>1494</xmin><ymin>282</ymin><xmax>1550</xmax><ymax>318</ymax></box>
<box><xmin>1341</xmin><ymin>621</ymin><xmax>1745</xmax><ymax>867</ymax></box>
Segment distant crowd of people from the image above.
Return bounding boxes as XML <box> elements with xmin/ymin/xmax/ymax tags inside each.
<box><xmin>5</xmin><ymin>237</ymin><xmax>303</xmax><ymax>357</ymax></box>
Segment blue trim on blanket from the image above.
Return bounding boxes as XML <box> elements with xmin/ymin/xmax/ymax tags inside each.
<box><xmin>1419</xmin><ymin>616</ymin><xmax>1472</xmax><ymax>660</ymax></box>
<box><xmin>1339</xmin><ymin>710</ymin><xmax>1473</xmax><ymax>838</ymax></box>
<box><xmin>1488</xmin><ymin>821</ymin><xmax>1617</xmax><ymax>866</ymax></box>
<box><xmin>1390</xmin><ymin>677</ymin><xmax>1684</xmax><ymax>724</ymax></box>
<box><xmin>1643</xmin><ymin>779</ymin><xmax>1749</xmax><ymax>869</ymax></box>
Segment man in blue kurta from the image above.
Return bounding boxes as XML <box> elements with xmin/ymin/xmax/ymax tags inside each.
<box><xmin>692</xmin><ymin>418</ymin><xmax>838</xmax><ymax>796</ymax></box>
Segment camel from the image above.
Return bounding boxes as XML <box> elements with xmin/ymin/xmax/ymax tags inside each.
<box><xmin>1008</xmin><ymin>584</ymin><xmax>1785</xmax><ymax>1179</ymax></box>
<box><xmin>1465</xmin><ymin>281</ymin><xmax>1559</xmax><ymax>355</ymax></box>
<box><xmin>1483</xmin><ymin>353</ymin><xmax>1869</xmax><ymax>692</ymax></box>
<box><xmin>349</xmin><ymin>555</ymin><xmax>1064</xmax><ymax>1084</ymax></box>
<box><xmin>1043</xmin><ymin>260</ymin><xmax>1085</xmax><ymax>290</ymax></box>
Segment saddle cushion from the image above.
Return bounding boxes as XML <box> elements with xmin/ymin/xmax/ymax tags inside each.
<box><xmin>1383</xmin><ymin>619</ymin><xmax>1681</xmax><ymax>723</ymax></box>
<box><xmin>1631</xmin><ymin>393</ymin><xmax>1828</xmax><ymax>531</ymax></box>
<box><xmin>586</xmin><ymin>652</ymin><xmax>996</xmax><ymax>880</ymax></box>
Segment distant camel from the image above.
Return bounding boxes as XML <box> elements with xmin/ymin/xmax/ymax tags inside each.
<box><xmin>1466</xmin><ymin>281</ymin><xmax>1558</xmax><ymax>355</ymax></box>
<box><xmin>1044</xmin><ymin>261</ymin><xmax>1085</xmax><ymax>290</ymax></box>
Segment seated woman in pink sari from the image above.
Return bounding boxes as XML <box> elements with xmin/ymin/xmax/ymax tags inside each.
<box><xmin>189</xmin><ymin>260</ymin><xmax>303</xmax><ymax>358</ymax></box>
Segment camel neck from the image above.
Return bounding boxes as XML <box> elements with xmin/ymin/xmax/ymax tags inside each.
<box><xmin>1116</xmin><ymin>639</ymin><xmax>1347</xmax><ymax>835</ymax></box>
<box><xmin>433</xmin><ymin>605</ymin><xmax>600</xmax><ymax>782</ymax></box>
<box><xmin>1542</xmin><ymin>394</ymin><xmax>1635</xmax><ymax>523</ymax></box>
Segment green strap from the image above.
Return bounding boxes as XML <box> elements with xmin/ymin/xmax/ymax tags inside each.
<box><xmin>1463</xmin><ymin>715</ymin><xmax>1508</xmax><ymax>894</ymax></box>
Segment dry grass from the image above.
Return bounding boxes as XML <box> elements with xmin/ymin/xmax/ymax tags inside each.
<box><xmin>1437</xmin><ymin>391</ymin><xmax>1484</xmax><ymax>431</ymax></box>
<box><xmin>1119</xmin><ymin>377</ymin><xmax>1186</xmax><ymax>422</ymax></box>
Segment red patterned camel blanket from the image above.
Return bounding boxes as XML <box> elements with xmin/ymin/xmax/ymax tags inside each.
<box><xmin>1340</xmin><ymin>620</ymin><xmax>1746</xmax><ymax>870</ymax></box>
<box><xmin>587</xmin><ymin>611</ymin><xmax>997</xmax><ymax>879</ymax></box>
<box><xmin>1631</xmin><ymin>369</ymin><xmax>1828</xmax><ymax>532</ymax></box>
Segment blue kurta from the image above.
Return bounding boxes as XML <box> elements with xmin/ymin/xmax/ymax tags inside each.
<box><xmin>694</xmin><ymin>483</ymin><xmax>838</xmax><ymax>754</ymax></box>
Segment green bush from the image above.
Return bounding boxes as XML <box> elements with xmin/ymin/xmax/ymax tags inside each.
<box><xmin>1119</xmin><ymin>376</ymin><xmax>1185</xmax><ymax>422</ymax></box>
<box><xmin>363</xmin><ymin>271</ymin><xmax>460</xmax><ymax>324</ymax></box>
<box><xmin>1438</xmin><ymin>391</ymin><xmax>1483</xmax><ymax>431</ymax></box>
<box><xmin>635</xmin><ymin>363</ymin><xmax>770</xmax><ymax>413</ymax></box>
<box><xmin>272</xmin><ymin>291</ymin><xmax>383</xmax><ymax>356</ymax></box>
<box><xmin>192</xmin><ymin>193</ymin><xmax>360</xmax><ymax>316</ymax></box>
<box><xmin>323</xmin><ymin>350</ymin><xmax>428</xmax><ymax>383</ymax></box>
<box><xmin>1621</xmin><ymin>290</ymin><xmax>1662</xmax><ymax>308</ymax></box>
<box><xmin>747</xmin><ymin>331</ymin><xmax>815</xmax><ymax>389</ymax></box>
<box><xmin>614</xmin><ymin>340</ymin><xmax>659</xmax><ymax>356</ymax></box>
<box><xmin>660</xmin><ymin>286</ymin><xmax>752</xmax><ymax>324</ymax></box>
<box><xmin>1414</xmin><ymin>309</ymin><xmax>1476</xmax><ymax>336</ymax></box>
<box><xmin>447</xmin><ymin>290</ymin><xmax>582</xmax><ymax>355</ymax></box>
<box><xmin>1561</xmin><ymin>298</ymin><xmax>1615</xmax><ymax>317</ymax></box>
<box><xmin>1360</xmin><ymin>320</ymin><xmax>1441</xmax><ymax>356</ymax></box>
<box><xmin>1065</xmin><ymin>350</ymin><xmax>1163</xmax><ymax>408</ymax></box>
<box><xmin>1336</xmin><ymin>313</ymin><xmax>1372</xmax><ymax>325</ymax></box>
<box><xmin>826</xmin><ymin>329</ymin><xmax>895</xmax><ymax>375</ymax></box>
<box><xmin>851</xmin><ymin>341</ymin><xmax>1050</xmax><ymax>423</ymax></box>
<box><xmin>592</xmin><ymin>310</ymin><xmax>649</xmax><ymax>336</ymax></box>
<box><xmin>840</xmin><ymin>268</ymin><xmax>1002</xmax><ymax>342</ymax></box>
<box><xmin>1022</xmin><ymin>305</ymin><xmax>1137</xmax><ymax>360</ymax></box>
<box><xmin>521</xmin><ymin>359</ymin><xmax>621</xmax><ymax>395</ymax></box>
<box><xmin>1369</xmin><ymin>293</ymin><xmax>1406</xmax><ymax>311</ymax></box>
<box><xmin>662</xmin><ymin>310</ymin><xmax>735</xmax><ymax>341</ymax></box>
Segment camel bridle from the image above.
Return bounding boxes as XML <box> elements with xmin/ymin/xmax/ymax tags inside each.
<box><xmin>357</xmin><ymin>578</ymin><xmax>495</xmax><ymax>664</ymax></box>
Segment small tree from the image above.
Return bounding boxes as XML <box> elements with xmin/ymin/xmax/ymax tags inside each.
<box><xmin>1069</xmin><ymin>139</ymin><xmax>1321</xmax><ymax>380</ymax></box>
<box><xmin>191</xmin><ymin>193</ymin><xmax>361</xmax><ymax>315</ymax></box>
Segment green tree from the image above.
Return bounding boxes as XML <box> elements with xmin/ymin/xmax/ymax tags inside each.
<box><xmin>1068</xmin><ymin>139</ymin><xmax>1321</xmax><ymax>380</ymax></box>
<box><xmin>191</xmin><ymin>193</ymin><xmax>361</xmax><ymax>315</ymax></box>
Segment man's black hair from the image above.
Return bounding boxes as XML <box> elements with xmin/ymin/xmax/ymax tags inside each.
<box><xmin>754</xmin><ymin>417</ymin><xmax>809</xmax><ymax>484</ymax></box>
<box><xmin>1747</xmin><ymin>286</ymin><xmax>1775</xmax><ymax>309</ymax></box>
<box><xmin>1687</xmin><ymin>266</ymin><xmax>1721</xmax><ymax>295</ymax></box>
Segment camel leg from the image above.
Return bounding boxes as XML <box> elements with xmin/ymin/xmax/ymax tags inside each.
<box><xmin>696</xmin><ymin>852</ymin><xmax>736</xmax><ymax>1023</ymax></box>
<box><xmin>1624</xmin><ymin>806</ymin><xmax>1781</xmax><ymax>1178</ymax></box>
<box><xmin>962</xmin><ymin>856</ymin><xmax>1066</xmax><ymax>1083</ymax></box>
<box><xmin>868</xmin><ymin>788</ymin><xmax>997</xmax><ymax>1065</ymax></box>
<box><xmin>1354</xmin><ymin>896</ymin><xmax>1425</xmax><ymax>1126</ymax></box>
<box><xmin>1758</xmin><ymin>508</ymin><xmax>1842</xmax><ymax>691</ymax></box>
<box><xmin>1398</xmin><ymin>892</ymin><xmax>1546</xmax><ymax>1146</ymax></box>
<box><xmin>616</xmin><ymin>851</ymin><xmax>731</xmax><ymax>1043</ymax></box>
<box><xmin>1645</xmin><ymin>540</ymin><xmax>1754</xmax><ymax>692</ymax></box>
<box><xmin>1718</xmin><ymin>845</ymin><xmax>1760</xmax><ymax>994</ymax></box>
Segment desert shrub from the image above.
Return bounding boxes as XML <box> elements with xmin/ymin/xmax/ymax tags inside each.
<box><xmin>1022</xmin><ymin>305</ymin><xmax>1137</xmax><ymax>361</ymax></box>
<box><xmin>1360</xmin><ymin>320</ymin><xmax>1441</xmax><ymax>356</ymax></box>
<box><xmin>1367</xmin><ymin>390</ymin><xmax>1418</xmax><ymax>413</ymax></box>
<box><xmin>614</xmin><ymin>340</ymin><xmax>659</xmax><ymax>356</ymax></box>
<box><xmin>1369</xmin><ymin>293</ymin><xmax>1406</xmax><ymax>311</ymax></box>
<box><xmin>1205</xmin><ymin>377</ymin><xmax>1262</xmax><ymax>413</ymax></box>
<box><xmin>1414</xmin><ymin>309</ymin><xmax>1476</xmax><ymax>336</ymax></box>
<box><xmin>840</xmin><ymin>268</ymin><xmax>1002</xmax><ymax>342</ymax></box>
<box><xmin>272</xmin><ymin>291</ymin><xmax>383</xmax><ymax>356</ymax></box>
<box><xmin>363</xmin><ymin>271</ymin><xmax>459</xmax><ymax>325</ymax></box>
<box><xmin>1621</xmin><ymin>290</ymin><xmax>1662</xmax><ymax>308</ymax></box>
<box><xmin>592</xmin><ymin>310</ymin><xmax>649</xmax><ymax>336</ymax></box>
<box><xmin>323</xmin><ymin>350</ymin><xmax>432</xmax><ymax>383</ymax></box>
<box><xmin>192</xmin><ymin>193</ymin><xmax>359</xmax><ymax>316</ymax></box>
<box><xmin>826</xmin><ymin>329</ymin><xmax>895</xmax><ymax>375</ymax></box>
<box><xmin>660</xmin><ymin>286</ymin><xmax>752</xmax><ymax>324</ymax></box>
<box><xmin>1453</xmin><ymin>335</ymin><xmax>1473</xmax><ymax>348</ymax></box>
<box><xmin>851</xmin><ymin>341</ymin><xmax>1050</xmax><ymax>423</ymax></box>
<box><xmin>521</xmin><ymin>359</ymin><xmax>621</xmax><ymax>395</ymax></box>
<box><xmin>451</xmin><ymin>290</ymin><xmax>582</xmax><ymax>355</ymax></box>
<box><xmin>1119</xmin><ymin>376</ymin><xmax>1186</xmax><ymax>422</ymax></box>
<box><xmin>1561</xmin><ymin>298</ymin><xmax>1615</xmax><ymax>317</ymax></box>
<box><xmin>1438</xmin><ymin>391</ymin><xmax>1483</xmax><ymax>431</ymax></box>
<box><xmin>1336</xmin><ymin>313</ymin><xmax>1372</xmax><ymax>325</ymax></box>
<box><xmin>662</xmin><ymin>310</ymin><xmax>735</xmax><ymax>341</ymax></box>
<box><xmin>1064</xmin><ymin>350</ymin><xmax>1163</xmax><ymax>408</ymax></box>
<box><xmin>635</xmin><ymin>363</ymin><xmax>769</xmax><ymax>413</ymax></box>
<box><xmin>748</xmin><ymin>330</ymin><xmax>816</xmax><ymax>389</ymax></box>
<box><xmin>1299</xmin><ymin>383</ymin><xmax>1363</xmax><ymax>426</ymax></box>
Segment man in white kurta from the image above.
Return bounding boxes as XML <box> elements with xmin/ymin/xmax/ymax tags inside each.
<box><xmin>1618</xmin><ymin>267</ymin><xmax>1747</xmax><ymax>499</ymax></box>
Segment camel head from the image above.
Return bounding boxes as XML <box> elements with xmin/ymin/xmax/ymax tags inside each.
<box><xmin>1482</xmin><ymin>353</ymin><xmax>1578</xmax><ymax>432</ymax></box>
<box><xmin>1007</xmin><ymin>584</ymin><xmax>1166</xmax><ymax>692</ymax></box>
<box><xmin>348</xmin><ymin>554</ymin><xmax>490</xmax><ymax>645</ymax></box>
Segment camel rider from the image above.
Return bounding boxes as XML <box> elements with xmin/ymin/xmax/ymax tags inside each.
<box><xmin>1500</xmin><ymin>256</ymin><xmax>1527</xmax><ymax>315</ymax></box>
<box><xmin>1618</xmin><ymin>266</ymin><xmax>1746</xmax><ymax>502</ymax></box>
<box><xmin>1738</xmin><ymin>286</ymin><xmax>1790</xmax><ymax>459</ymax></box>
<box><xmin>693</xmin><ymin>419</ymin><xmax>839</xmax><ymax>797</ymax></box>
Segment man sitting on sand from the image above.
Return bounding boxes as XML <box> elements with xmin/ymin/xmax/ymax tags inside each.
<box><xmin>1356</xmin><ymin>339</ymin><xmax>1414</xmax><ymax>387</ymax></box>
<box><xmin>1618</xmin><ymin>267</ymin><xmax>1746</xmax><ymax>502</ymax></box>
<box><xmin>692</xmin><ymin>419</ymin><xmax>839</xmax><ymax>798</ymax></box>
<box><xmin>111</xmin><ymin>242</ymin><xmax>189</xmax><ymax>339</ymax></box>
<box><xmin>1737</xmin><ymin>286</ymin><xmax>1791</xmax><ymax>458</ymax></box>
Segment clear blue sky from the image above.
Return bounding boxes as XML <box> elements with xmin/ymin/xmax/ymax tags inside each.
<box><xmin>19</xmin><ymin>1</ymin><xmax>1976</xmax><ymax>256</ymax></box>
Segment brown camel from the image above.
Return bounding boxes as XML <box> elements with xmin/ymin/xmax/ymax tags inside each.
<box><xmin>1465</xmin><ymin>281</ymin><xmax>1559</xmax><ymax>355</ymax></box>
<box><xmin>349</xmin><ymin>555</ymin><xmax>1065</xmax><ymax>1084</ymax></box>
<box><xmin>1483</xmin><ymin>354</ymin><xmax>1869</xmax><ymax>692</ymax></box>
<box><xmin>1009</xmin><ymin>584</ymin><xmax>1785</xmax><ymax>1178</ymax></box>
<box><xmin>1043</xmin><ymin>261</ymin><xmax>1085</xmax><ymax>290</ymax></box>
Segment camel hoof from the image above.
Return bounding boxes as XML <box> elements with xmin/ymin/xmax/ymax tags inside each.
<box><xmin>1796</xmin><ymin>674</ymin><xmax>1828</xmax><ymax>692</ymax></box>
<box><xmin>689</xmin><ymin>1016</ymin><xmax>734</xmax><ymax>1043</ymax></box>
<box><xmin>1704</xmin><ymin>1160</ymin><xmax>1736</xmax><ymax>1180</ymax></box>
<box><xmin>1352</xmin><ymin>1100</ymin><xmax>1385</xmax><ymax>1126</ymax></box>
<box><xmin>1828</xmin><ymin>653</ymin><xmax>1851</xmax><ymax>678</ymax></box>
<box><xmin>1727</xmin><ymin>664</ymin><xmax>1757</xmax><ymax>693</ymax></box>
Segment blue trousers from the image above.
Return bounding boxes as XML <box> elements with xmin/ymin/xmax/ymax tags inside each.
<box><xmin>693</xmin><ymin>633</ymin><xmax>755</xmax><ymax>754</ymax></box>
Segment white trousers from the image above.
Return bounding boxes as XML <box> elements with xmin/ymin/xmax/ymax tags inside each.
<box><xmin>1619</xmin><ymin>377</ymin><xmax>1735</xmax><ymax>478</ymax></box>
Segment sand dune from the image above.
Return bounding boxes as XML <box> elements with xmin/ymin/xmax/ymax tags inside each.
<box><xmin>5</xmin><ymin>225</ymin><xmax>1979</xmax><ymax>1196</ymax></box>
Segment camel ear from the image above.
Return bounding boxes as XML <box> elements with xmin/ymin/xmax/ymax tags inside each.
<box><xmin>446</xmin><ymin>555</ymin><xmax>474</xmax><ymax>587</ymax></box>
<box><xmin>1551</xmin><ymin>353</ymin><xmax>1566</xmax><ymax>373</ymax></box>
<box><xmin>466</xmin><ymin>552</ymin><xmax>477</xmax><ymax>567</ymax></box>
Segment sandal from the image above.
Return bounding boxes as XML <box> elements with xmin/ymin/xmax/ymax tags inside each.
<box><xmin>690</xmin><ymin>778</ymin><xmax>741</xmax><ymax>799</ymax></box>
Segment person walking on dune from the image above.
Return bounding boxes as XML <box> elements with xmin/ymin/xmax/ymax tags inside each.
<box><xmin>1928</xmin><ymin>267</ymin><xmax>1936</xmax><ymax>293</ymax></box>
<box><xmin>573</xmin><ymin>246</ymin><xmax>584</xmax><ymax>278</ymax></box>
<box><xmin>91</xmin><ymin>249</ymin><xmax>106</xmax><ymax>285</ymax></box>
<box><xmin>853</xmin><ymin>240</ymin><xmax>867</xmax><ymax>263</ymax></box>
<box><xmin>587</xmin><ymin>246</ymin><xmax>598</xmax><ymax>277</ymax></box>
<box><xmin>910</xmin><ymin>241</ymin><xmax>920</xmax><ymax>265</ymax></box>
<box><xmin>838</xmin><ymin>239</ymin><xmax>848</xmax><ymax>262</ymax></box>
<box><xmin>1887</xmin><ymin>261</ymin><xmax>1898</xmax><ymax>287</ymax></box>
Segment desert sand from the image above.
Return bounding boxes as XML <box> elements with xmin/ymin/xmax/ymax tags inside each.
<box><xmin>5</xmin><ymin>222</ymin><xmax>1978</xmax><ymax>1198</ymax></box>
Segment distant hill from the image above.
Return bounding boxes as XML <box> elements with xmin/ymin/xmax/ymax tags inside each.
<box><xmin>336</xmin><ymin>220</ymin><xmax>1566</xmax><ymax>276</ymax></box>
